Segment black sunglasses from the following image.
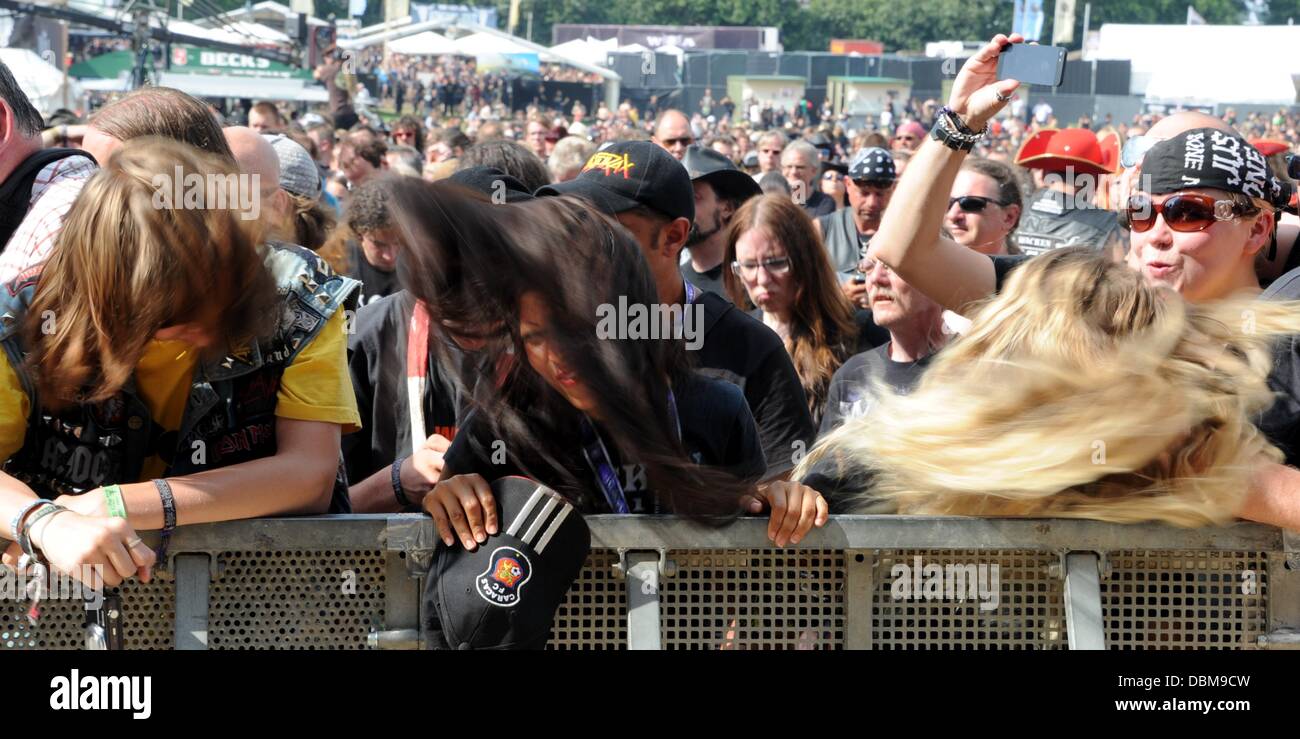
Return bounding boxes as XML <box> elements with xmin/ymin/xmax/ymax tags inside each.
<box><xmin>948</xmin><ymin>195</ymin><xmax>1006</xmax><ymax>213</ymax></box>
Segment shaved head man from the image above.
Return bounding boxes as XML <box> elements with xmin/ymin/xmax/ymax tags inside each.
<box><xmin>224</xmin><ymin>126</ymin><xmax>285</xmax><ymax>230</ymax></box>
<box><xmin>653</xmin><ymin>109</ymin><xmax>694</xmax><ymax>160</ymax></box>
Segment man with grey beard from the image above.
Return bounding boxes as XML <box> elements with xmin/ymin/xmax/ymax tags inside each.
<box><xmin>818</xmin><ymin>254</ymin><xmax>950</xmax><ymax>436</ymax></box>
<box><xmin>679</xmin><ymin>145</ymin><xmax>761</xmax><ymax>299</ymax></box>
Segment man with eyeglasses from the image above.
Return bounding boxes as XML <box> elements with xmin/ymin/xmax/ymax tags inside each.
<box><xmin>1013</xmin><ymin>128</ymin><xmax>1125</xmax><ymax>257</ymax></box>
<box><xmin>652</xmin><ymin>109</ymin><xmax>695</xmax><ymax>161</ymax></box>
<box><xmin>782</xmin><ymin>140</ymin><xmax>837</xmax><ymax>218</ymax></box>
<box><xmin>814</xmin><ymin>148</ymin><xmax>896</xmax><ymax>307</ymax></box>
<box><xmin>945</xmin><ymin>159</ymin><xmax>1022</xmax><ymax>256</ymax></box>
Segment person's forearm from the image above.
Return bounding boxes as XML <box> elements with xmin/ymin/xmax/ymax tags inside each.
<box><xmin>350</xmin><ymin>465</ymin><xmax>404</xmax><ymax>513</ymax></box>
<box><xmin>1241</xmin><ymin>461</ymin><xmax>1300</xmax><ymax>531</ymax></box>
<box><xmin>870</xmin><ymin>135</ymin><xmax>966</xmax><ymax>278</ymax></box>
<box><xmin>0</xmin><ymin>472</ymin><xmax>42</xmax><ymax>540</ymax></box>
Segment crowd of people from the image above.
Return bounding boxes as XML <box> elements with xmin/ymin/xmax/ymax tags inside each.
<box><xmin>3</xmin><ymin>30</ymin><xmax>1300</xmax><ymax>647</ymax></box>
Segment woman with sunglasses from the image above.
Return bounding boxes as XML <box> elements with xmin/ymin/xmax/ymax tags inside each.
<box><xmin>724</xmin><ymin>195</ymin><xmax>888</xmax><ymax>428</ymax></box>
<box><xmin>388</xmin><ymin>183</ymin><xmax>827</xmax><ymax>549</ymax></box>
<box><xmin>836</xmin><ymin>31</ymin><xmax>1300</xmax><ymax>529</ymax></box>
<box><xmin>820</xmin><ymin>168</ymin><xmax>847</xmax><ymax>210</ymax></box>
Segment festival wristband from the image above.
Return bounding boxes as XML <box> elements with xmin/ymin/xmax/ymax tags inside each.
<box><xmin>391</xmin><ymin>457</ymin><xmax>414</xmax><ymax>508</ymax></box>
<box><xmin>102</xmin><ymin>485</ymin><xmax>127</xmax><ymax>519</ymax></box>
<box><xmin>153</xmin><ymin>479</ymin><xmax>177</xmax><ymax>563</ymax></box>
<box><xmin>10</xmin><ymin>499</ymin><xmax>52</xmax><ymax>543</ymax></box>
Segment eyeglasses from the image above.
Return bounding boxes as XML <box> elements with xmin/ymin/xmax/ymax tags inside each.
<box><xmin>822</xmin><ymin>172</ymin><xmax>843</xmax><ymax>181</ymax></box>
<box><xmin>948</xmin><ymin>195</ymin><xmax>1005</xmax><ymax>213</ymax></box>
<box><xmin>731</xmin><ymin>256</ymin><xmax>792</xmax><ymax>278</ymax></box>
<box><xmin>1120</xmin><ymin>193</ymin><xmax>1254</xmax><ymax>233</ymax></box>
<box><xmin>660</xmin><ymin>136</ymin><xmax>694</xmax><ymax>147</ymax></box>
<box><xmin>1120</xmin><ymin>135</ymin><xmax>1162</xmax><ymax>169</ymax></box>
<box><xmin>394</xmin><ymin>130</ymin><xmax>416</xmax><ymax>139</ymax></box>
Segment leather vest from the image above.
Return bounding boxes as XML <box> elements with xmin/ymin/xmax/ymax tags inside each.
<box><xmin>0</xmin><ymin>243</ymin><xmax>360</xmax><ymax>509</ymax></box>
<box><xmin>1015</xmin><ymin>188</ymin><xmax>1122</xmax><ymax>257</ymax></box>
<box><xmin>817</xmin><ymin>207</ymin><xmax>863</xmax><ymax>274</ymax></box>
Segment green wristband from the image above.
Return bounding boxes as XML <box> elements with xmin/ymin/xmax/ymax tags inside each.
<box><xmin>102</xmin><ymin>485</ymin><xmax>127</xmax><ymax>519</ymax></box>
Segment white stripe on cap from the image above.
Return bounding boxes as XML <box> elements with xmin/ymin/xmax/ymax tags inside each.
<box><xmin>533</xmin><ymin>503</ymin><xmax>574</xmax><ymax>554</ymax></box>
<box><xmin>506</xmin><ymin>485</ymin><xmax>548</xmax><ymax>537</ymax></box>
<box><xmin>521</xmin><ymin>496</ymin><xmax>560</xmax><ymax>547</ymax></box>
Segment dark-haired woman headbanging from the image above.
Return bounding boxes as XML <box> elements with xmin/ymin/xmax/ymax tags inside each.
<box><xmin>385</xmin><ymin>181</ymin><xmax>829</xmax><ymax>549</ymax></box>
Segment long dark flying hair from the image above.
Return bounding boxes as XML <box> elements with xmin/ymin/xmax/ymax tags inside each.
<box><xmin>723</xmin><ymin>195</ymin><xmax>857</xmax><ymax>424</ymax></box>
<box><xmin>387</xmin><ymin>180</ymin><xmax>750</xmax><ymax>518</ymax></box>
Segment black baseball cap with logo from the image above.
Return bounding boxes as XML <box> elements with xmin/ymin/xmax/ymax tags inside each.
<box><xmin>423</xmin><ymin>476</ymin><xmax>591</xmax><ymax>650</ymax></box>
<box><xmin>536</xmin><ymin>140</ymin><xmax>695</xmax><ymax>222</ymax></box>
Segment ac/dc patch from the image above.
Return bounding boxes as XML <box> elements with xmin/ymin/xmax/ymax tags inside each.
<box><xmin>476</xmin><ymin>546</ymin><xmax>532</xmax><ymax>607</ymax></box>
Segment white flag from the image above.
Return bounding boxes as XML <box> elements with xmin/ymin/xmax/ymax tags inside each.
<box><xmin>1187</xmin><ymin>5</ymin><xmax>1207</xmax><ymax>24</ymax></box>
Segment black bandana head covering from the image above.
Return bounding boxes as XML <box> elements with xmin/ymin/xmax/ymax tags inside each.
<box><xmin>1140</xmin><ymin>127</ymin><xmax>1294</xmax><ymax>209</ymax></box>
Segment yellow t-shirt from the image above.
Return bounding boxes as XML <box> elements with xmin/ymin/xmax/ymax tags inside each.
<box><xmin>0</xmin><ymin>310</ymin><xmax>360</xmax><ymax>480</ymax></box>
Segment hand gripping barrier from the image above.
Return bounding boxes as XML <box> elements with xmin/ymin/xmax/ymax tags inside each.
<box><xmin>2</xmin><ymin>515</ymin><xmax>1297</xmax><ymax>650</ymax></box>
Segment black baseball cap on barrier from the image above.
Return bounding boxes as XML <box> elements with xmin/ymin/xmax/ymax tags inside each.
<box><xmin>423</xmin><ymin>476</ymin><xmax>591</xmax><ymax>650</ymax></box>
<box><xmin>536</xmin><ymin>140</ymin><xmax>695</xmax><ymax>222</ymax></box>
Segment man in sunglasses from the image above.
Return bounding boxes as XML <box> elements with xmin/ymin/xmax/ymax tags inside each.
<box><xmin>652</xmin><ymin>109</ymin><xmax>695</xmax><ymax>161</ymax></box>
<box><xmin>754</xmin><ymin>130</ymin><xmax>786</xmax><ymax>182</ymax></box>
<box><xmin>1013</xmin><ymin>128</ymin><xmax>1125</xmax><ymax>257</ymax></box>
<box><xmin>814</xmin><ymin>148</ymin><xmax>896</xmax><ymax>307</ymax></box>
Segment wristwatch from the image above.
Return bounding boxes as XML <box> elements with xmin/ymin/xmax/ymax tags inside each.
<box><xmin>930</xmin><ymin>107</ymin><xmax>986</xmax><ymax>152</ymax></box>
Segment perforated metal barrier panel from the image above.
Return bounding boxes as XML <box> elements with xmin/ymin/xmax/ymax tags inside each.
<box><xmin>1</xmin><ymin>516</ymin><xmax>1294</xmax><ymax>650</ymax></box>
<box><xmin>872</xmin><ymin>549</ymin><xmax>1066</xmax><ymax>650</ymax></box>
<box><xmin>1100</xmin><ymin>550</ymin><xmax>1270</xmax><ymax>650</ymax></box>
<box><xmin>207</xmin><ymin>550</ymin><xmax>387</xmax><ymax>650</ymax></box>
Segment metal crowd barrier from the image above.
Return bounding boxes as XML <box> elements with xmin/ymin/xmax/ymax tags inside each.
<box><xmin>2</xmin><ymin>515</ymin><xmax>1297</xmax><ymax>650</ymax></box>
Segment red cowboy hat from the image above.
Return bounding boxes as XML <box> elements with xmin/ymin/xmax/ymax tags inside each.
<box><xmin>1250</xmin><ymin>138</ymin><xmax>1290</xmax><ymax>157</ymax></box>
<box><xmin>1096</xmin><ymin>130</ymin><xmax>1121</xmax><ymax>175</ymax></box>
<box><xmin>1014</xmin><ymin>128</ymin><xmax>1115</xmax><ymax>176</ymax></box>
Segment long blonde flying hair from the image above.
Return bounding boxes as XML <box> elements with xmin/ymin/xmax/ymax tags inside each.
<box><xmin>795</xmin><ymin>248</ymin><xmax>1300</xmax><ymax>527</ymax></box>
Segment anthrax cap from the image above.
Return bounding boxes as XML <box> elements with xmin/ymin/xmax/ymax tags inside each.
<box><xmin>535</xmin><ymin>140</ymin><xmax>695</xmax><ymax>222</ymax></box>
<box><xmin>423</xmin><ymin>476</ymin><xmax>591</xmax><ymax>650</ymax></box>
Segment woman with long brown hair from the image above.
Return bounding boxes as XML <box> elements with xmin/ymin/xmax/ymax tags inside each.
<box><xmin>724</xmin><ymin>194</ymin><xmax>887</xmax><ymax>427</ymax></box>
<box><xmin>0</xmin><ymin>137</ymin><xmax>361</xmax><ymax>591</ymax></box>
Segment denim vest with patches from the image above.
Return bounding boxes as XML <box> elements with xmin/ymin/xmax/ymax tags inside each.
<box><xmin>0</xmin><ymin>243</ymin><xmax>361</xmax><ymax>511</ymax></box>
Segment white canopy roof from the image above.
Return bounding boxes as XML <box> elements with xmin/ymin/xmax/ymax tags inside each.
<box><xmin>451</xmin><ymin>31</ymin><xmax>533</xmax><ymax>57</ymax></box>
<box><xmin>167</xmin><ymin>18</ymin><xmax>290</xmax><ymax>45</ymax></box>
<box><xmin>1089</xmin><ymin>23</ymin><xmax>1300</xmax><ymax>104</ymax></box>
<box><xmin>387</xmin><ymin>31</ymin><xmax>459</xmax><ymax>56</ymax></box>
<box><xmin>547</xmin><ymin>37</ymin><xmax>618</xmax><ymax>67</ymax></box>
<box><xmin>0</xmin><ymin>48</ymin><xmax>84</xmax><ymax>116</ymax></box>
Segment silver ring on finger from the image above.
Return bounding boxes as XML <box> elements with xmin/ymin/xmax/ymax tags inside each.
<box><xmin>126</xmin><ymin>537</ymin><xmax>144</xmax><ymax>548</ymax></box>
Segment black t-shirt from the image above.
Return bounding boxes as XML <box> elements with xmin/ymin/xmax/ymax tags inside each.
<box><xmin>441</xmin><ymin>372</ymin><xmax>765</xmax><ymax>514</ymax></box>
<box><xmin>818</xmin><ymin>342</ymin><xmax>936</xmax><ymax>437</ymax></box>
<box><xmin>346</xmin><ymin>240</ymin><xmax>401</xmax><ymax>307</ymax></box>
<box><xmin>801</xmin><ymin>190</ymin><xmax>837</xmax><ymax>219</ymax></box>
<box><xmin>1257</xmin><ymin>267</ymin><xmax>1300</xmax><ymax>465</ymax></box>
<box><xmin>697</xmin><ymin>292</ymin><xmax>815</xmax><ymax>478</ymax></box>
<box><xmin>744</xmin><ymin>308</ymin><xmax>888</xmax><ymax>355</ymax></box>
<box><xmin>992</xmin><ymin>254</ymin><xmax>1031</xmax><ymax>292</ymax></box>
<box><xmin>343</xmin><ymin>291</ymin><xmax>468</xmax><ymax>484</ymax></box>
<box><xmin>680</xmin><ymin>260</ymin><xmax>728</xmax><ymax>301</ymax></box>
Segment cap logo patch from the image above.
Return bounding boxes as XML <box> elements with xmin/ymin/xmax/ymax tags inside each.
<box><xmin>583</xmin><ymin>151</ymin><xmax>635</xmax><ymax>179</ymax></box>
<box><xmin>477</xmin><ymin>546</ymin><xmax>533</xmax><ymax>608</ymax></box>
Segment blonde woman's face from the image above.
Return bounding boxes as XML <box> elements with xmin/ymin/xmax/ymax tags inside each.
<box><xmin>1124</xmin><ymin>187</ymin><xmax>1262</xmax><ymax>303</ymax></box>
